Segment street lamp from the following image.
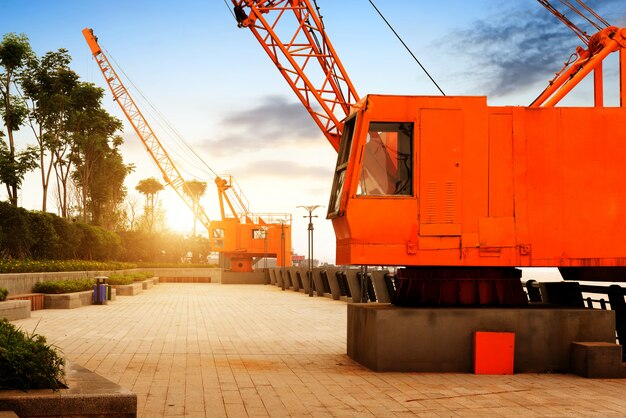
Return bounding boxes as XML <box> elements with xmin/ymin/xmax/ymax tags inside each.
<box><xmin>277</xmin><ymin>218</ymin><xmax>289</xmax><ymax>291</ymax></box>
<box><xmin>260</xmin><ymin>225</ymin><xmax>269</xmax><ymax>285</ymax></box>
<box><xmin>297</xmin><ymin>205</ymin><xmax>323</xmax><ymax>297</ymax></box>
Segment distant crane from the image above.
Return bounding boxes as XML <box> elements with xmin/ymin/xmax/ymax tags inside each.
<box><xmin>83</xmin><ymin>28</ymin><xmax>292</xmax><ymax>271</ymax></box>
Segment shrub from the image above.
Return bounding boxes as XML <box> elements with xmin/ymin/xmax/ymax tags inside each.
<box><xmin>51</xmin><ymin>217</ymin><xmax>84</xmax><ymax>259</ymax></box>
<box><xmin>0</xmin><ymin>319</ymin><xmax>65</xmax><ymax>391</ymax></box>
<box><xmin>27</xmin><ymin>211</ymin><xmax>60</xmax><ymax>260</ymax></box>
<box><xmin>33</xmin><ymin>278</ymin><xmax>96</xmax><ymax>294</ymax></box>
<box><xmin>0</xmin><ymin>288</ymin><xmax>8</xmax><ymax>301</ymax></box>
<box><xmin>106</xmin><ymin>271</ymin><xmax>153</xmax><ymax>285</ymax></box>
<box><xmin>106</xmin><ymin>274</ymin><xmax>134</xmax><ymax>285</ymax></box>
<box><xmin>0</xmin><ymin>202</ymin><xmax>34</xmax><ymax>259</ymax></box>
<box><xmin>0</xmin><ymin>259</ymin><xmax>136</xmax><ymax>274</ymax></box>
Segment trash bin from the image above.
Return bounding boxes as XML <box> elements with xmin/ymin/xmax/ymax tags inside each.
<box><xmin>93</xmin><ymin>276</ymin><xmax>108</xmax><ymax>305</ymax></box>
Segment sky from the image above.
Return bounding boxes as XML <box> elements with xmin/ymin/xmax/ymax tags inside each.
<box><xmin>1</xmin><ymin>0</ymin><xmax>624</xmax><ymax>264</ymax></box>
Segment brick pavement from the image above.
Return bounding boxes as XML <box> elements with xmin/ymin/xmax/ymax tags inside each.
<box><xmin>10</xmin><ymin>284</ymin><xmax>626</xmax><ymax>417</ymax></box>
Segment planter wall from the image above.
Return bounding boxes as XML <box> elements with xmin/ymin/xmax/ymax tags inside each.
<box><xmin>0</xmin><ymin>300</ymin><xmax>30</xmax><ymax>321</ymax></box>
<box><xmin>0</xmin><ymin>268</ymin><xmax>217</xmax><ymax>295</ymax></box>
<box><xmin>111</xmin><ymin>283</ymin><xmax>142</xmax><ymax>296</ymax></box>
<box><xmin>6</xmin><ymin>293</ymin><xmax>44</xmax><ymax>310</ymax></box>
<box><xmin>44</xmin><ymin>291</ymin><xmax>93</xmax><ymax>309</ymax></box>
<box><xmin>0</xmin><ymin>361</ymin><xmax>136</xmax><ymax>417</ymax></box>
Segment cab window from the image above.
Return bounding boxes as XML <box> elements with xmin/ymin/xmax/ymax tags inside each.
<box><xmin>357</xmin><ymin>122</ymin><xmax>413</xmax><ymax>196</ymax></box>
<box><xmin>328</xmin><ymin>116</ymin><xmax>356</xmax><ymax>216</ymax></box>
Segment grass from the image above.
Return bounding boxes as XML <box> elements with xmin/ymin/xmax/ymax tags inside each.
<box><xmin>0</xmin><ymin>288</ymin><xmax>8</xmax><ymax>301</ymax></box>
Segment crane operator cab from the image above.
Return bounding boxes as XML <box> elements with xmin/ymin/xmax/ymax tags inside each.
<box><xmin>327</xmin><ymin>94</ymin><xmax>626</xmax><ymax>306</ymax></box>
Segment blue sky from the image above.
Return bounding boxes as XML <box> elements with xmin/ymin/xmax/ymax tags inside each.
<box><xmin>1</xmin><ymin>0</ymin><xmax>624</xmax><ymax>263</ymax></box>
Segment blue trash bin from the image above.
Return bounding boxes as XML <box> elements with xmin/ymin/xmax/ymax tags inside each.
<box><xmin>93</xmin><ymin>276</ymin><xmax>108</xmax><ymax>305</ymax></box>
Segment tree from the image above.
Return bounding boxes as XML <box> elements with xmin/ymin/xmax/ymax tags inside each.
<box><xmin>64</xmin><ymin>83</ymin><xmax>118</xmax><ymax>219</ymax></box>
<box><xmin>21</xmin><ymin>49</ymin><xmax>79</xmax><ymax>212</ymax></box>
<box><xmin>135</xmin><ymin>177</ymin><xmax>164</xmax><ymax>233</ymax></box>
<box><xmin>70</xmin><ymin>85</ymin><xmax>127</xmax><ymax>224</ymax></box>
<box><xmin>87</xmin><ymin>137</ymin><xmax>134</xmax><ymax>229</ymax></box>
<box><xmin>0</xmin><ymin>33</ymin><xmax>36</xmax><ymax>206</ymax></box>
<box><xmin>0</xmin><ymin>139</ymin><xmax>37</xmax><ymax>197</ymax></box>
<box><xmin>183</xmin><ymin>179</ymin><xmax>207</xmax><ymax>236</ymax></box>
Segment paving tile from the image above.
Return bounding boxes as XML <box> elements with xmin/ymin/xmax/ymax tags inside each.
<box><xmin>9</xmin><ymin>283</ymin><xmax>626</xmax><ymax>417</ymax></box>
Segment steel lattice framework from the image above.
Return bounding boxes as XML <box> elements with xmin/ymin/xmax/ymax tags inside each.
<box><xmin>82</xmin><ymin>28</ymin><xmax>212</xmax><ymax>231</ymax></box>
<box><xmin>232</xmin><ymin>0</ymin><xmax>360</xmax><ymax>151</ymax></box>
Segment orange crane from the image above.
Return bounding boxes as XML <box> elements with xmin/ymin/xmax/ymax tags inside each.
<box><xmin>232</xmin><ymin>1</ymin><xmax>626</xmax><ymax>305</ymax></box>
<box><xmin>82</xmin><ymin>28</ymin><xmax>292</xmax><ymax>272</ymax></box>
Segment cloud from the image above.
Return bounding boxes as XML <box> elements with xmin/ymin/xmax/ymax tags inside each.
<box><xmin>455</xmin><ymin>1</ymin><xmax>624</xmax><ymax>97</ymax></box>
<box><xmin>232</xmin><ymin>159</ymin><xmax>333</xmax><ymax>181</ymax></box>
<box><xmin>204</xmin><ymin>95</ymin><xmax>324</xmax><ymax>156</ymax></box>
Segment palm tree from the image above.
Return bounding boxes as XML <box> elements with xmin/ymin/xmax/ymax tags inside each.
<box><xmin>183</xmin><ymin>179</ymin><xmax>207</xmax><ymax>236</ymax></box>
<box><xmin>135</xmin><ymin>177</ymin><xmax>164</xmax><ymax>232</ymax></box>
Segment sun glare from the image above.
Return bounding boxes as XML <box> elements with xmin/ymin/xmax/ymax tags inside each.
<box><xmin>162</xmin><ymin>192</ymin><xmax>195</xmax><ymax>234</ymax></box>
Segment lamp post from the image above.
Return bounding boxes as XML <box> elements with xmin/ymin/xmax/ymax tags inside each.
<box><xmin>297</xmin><ymin>205</ymin><xmax>323</xmax><ymax>297</ymax></box>
<box><xmin>261</xmin><ymin>225</ymin><xmax>269</xmax><ymax>285</ymax></box>
<box><xmin>278</xmin><ymin>219</ymin><xmax>288</xmax><ymax>291</ymax></box>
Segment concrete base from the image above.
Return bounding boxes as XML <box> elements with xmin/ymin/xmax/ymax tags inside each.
<box><xmin>221</xmin><ymin>271</ymin><xmax>265</xmax><ymax>285</ymax></box>
<box><xmin>570</xmin><ymin>342</ymin><xmax>626</xmax><ymax>378</ymax></box>
<box><xmin>44</xmin><ymin>291</ymin><xmax>93</xmax><ymax>309</ymax></box>
<box><xmin>0</xmin><ymin>300</ymin><xmax>30</xmax><ymax>321</ymax></box>
<box><xmin>347</xmin><ymin>304</ymin><xmax>616</xmax><ymax>373</ymax></box>
<box><xmin>0</xmin><ymin>361</ymin><xmax>136</xmax><ymax>417</ymax></box>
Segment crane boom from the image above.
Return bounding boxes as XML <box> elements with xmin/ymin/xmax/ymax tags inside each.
<box><xmin>232</xmin><ymin>0</ymin><xmax>360</xmax><ymax>151</ymax></box>
<box><xmin>82</xmin><ymin>28</ymin><xmax>212</xmax><ymax>231</ymax></box>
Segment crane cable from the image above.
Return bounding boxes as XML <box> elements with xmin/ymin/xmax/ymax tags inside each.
<box><xmin>537</xmin><ymin>0</ymin><xmax>611</xmax><ymax>46</ymax></box>
<box><xmin>559</xmin><ymin>0</ymin><xmax>607</xmax><ymax>31</ymax></box>
<box><xmin>222</xmin><ymin>0</ymin><xmax>236</xmax><ymax>20</ymax></box>
<box><xmin>103</xmin><ymin>47</ymin><xmax>219</xmax><ymax>180</ymax></box>
<box><xmin>367</xmin><ymin>0</ymin><xmax>446</xmax><ymax>96</ymax></box>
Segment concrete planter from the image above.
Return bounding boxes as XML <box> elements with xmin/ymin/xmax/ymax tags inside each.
<box><xmin>44</xmin><ymin>291</ymin><xmax>93</xmax><ymax>310</ymax></box>
<box><xmin>0</xmin><ymin>300</ymin><xmax>30</xmax><ymax>321</ymax></box>
<box><xmin>0</xmin><ymin>361</ymin><xmax>136</xmax><ymax>417</ymax></box>
<box><xmin>111</xmin><ymin>283</ymin><xmax>142</xmax><ymax>296</ymax></box>
<box><xmin>140</xmin><ymin>279</ymin><xmax>154</xmax><ymax>290</ymax></box>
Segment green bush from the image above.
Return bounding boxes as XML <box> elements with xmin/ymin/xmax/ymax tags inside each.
<box><xmin>0</xmin><ymin>288</ymin><xmax>8</xmax><ymax>301</ymax></box>
<box><xmin>107</xmin><ymin>271</ymin><xmax>153</xmax><ymax>285</ymax></box>
<box><xmin>33</xmin><ymin>278</ymin><xmax>96</xmax><ymax>294</ymax></box>
<box><xmin>0</xmin><ymin>319</ymin><xmax>65</xmax><ymax>391</ymax></box>
<box><xmin>0</xmin><ymin>202</ymin><xmax>34</xmax><ymax>259</ymax></box>
<box><xmin>27</xmin><ymin>211</ymin><xmax>60</xmax><ymax>260</ymax></box>
<box><xmin>106</xmin><ymin>274</ymin><xmax>134</xmax><ymax>285</ymax></box>
<box><xmin>51</xmin><ymin>217</ymin><xmax>84</xmax><ymax>259</ymax></box>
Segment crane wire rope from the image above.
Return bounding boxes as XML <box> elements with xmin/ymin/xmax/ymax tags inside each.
<box><xmin>222</xmin><ymin>0</ymin><xmax>236</xmax><ymax>20</ymax></box>
<box><xmin>103</xmin><ymin>47</ymin><xmax>219</xmax><ymax>180</ymax></box>
<box><xmin>537</xmin><ymin>0</ymin><xmax>589</xmax><ymax>43</ymax></box>
<box><xmin>558</xmin><ymin>0</ymin><xmax>605</xmax><ymax>31</ymax></box>
<box><xmin>576</xmin><ymin>0</ymin><xmax>609</xmax><ymax>27</ymax></box>
<box><xmin>367</xmin><ymin>0</ymin><xmax>446</xmax><ymax>96</ymax></box>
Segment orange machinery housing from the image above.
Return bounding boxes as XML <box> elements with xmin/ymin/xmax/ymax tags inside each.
<box><xmin>232</xmin><ymin>1</ymin><xmax>626</xmax><ymax>303</ymax></box>
<box><xmin>329</xmin><ymin>94</ymin><xmax>626</xmax><ymax>274</ymax></box>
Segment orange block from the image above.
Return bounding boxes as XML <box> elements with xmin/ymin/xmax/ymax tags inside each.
<box><xmin>474</xmin><ymin>331</ymin><xmax>515</xmax><ymax>375</ymax></box>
